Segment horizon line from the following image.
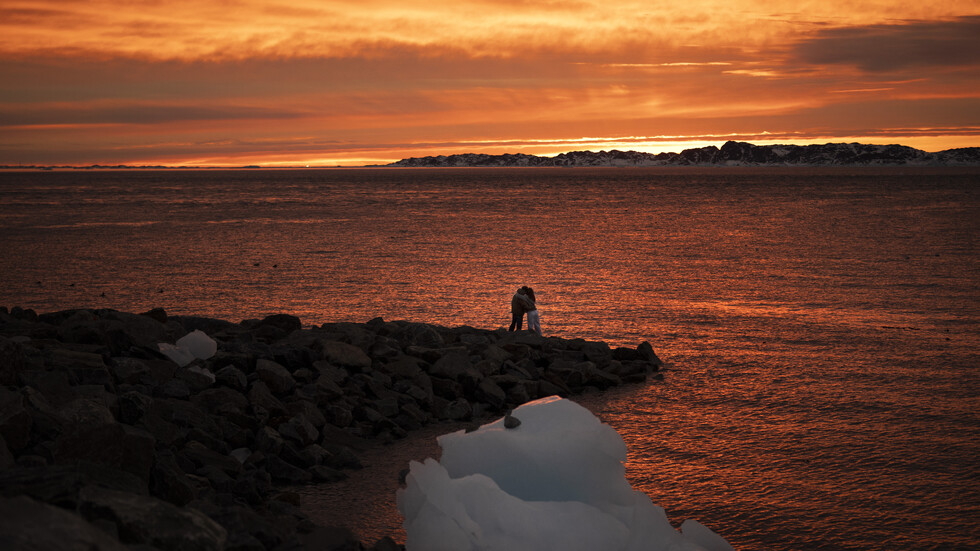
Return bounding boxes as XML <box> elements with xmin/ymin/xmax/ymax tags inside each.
<box><xmin>2</xmin><ymin>139</ymin><xmax>978</xmax><ymax>169</ymax></box>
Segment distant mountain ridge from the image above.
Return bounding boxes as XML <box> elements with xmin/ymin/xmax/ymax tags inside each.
<box><xmin>385</xmin><ymin>141</ymin><xmax>980</xmax><ymax>167</ymax></box>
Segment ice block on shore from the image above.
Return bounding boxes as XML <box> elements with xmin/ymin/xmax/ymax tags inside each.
<box><xmin>397</xmin><ymin>396</ymin><xmax>732</xmax><ymax>551</ymax></box>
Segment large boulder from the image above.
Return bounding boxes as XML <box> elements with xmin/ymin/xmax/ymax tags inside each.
<box><xmin>399</xmin><ymin>323</ymin><xmax>445</xmax><ymax>348</ymax></box>
<box><xmin>78</xmin><ymin>485</ymin><xmax>227</xmax><ymax>551</ymax></box>
<box><xmin>53</xmin><ymin>309</ymin><xmax>169</xmax><ymax>355</ymax></box>
<box><xmin>0</xmin><ymin>388</ymin><xmax>33</xmax><ymax>452</ymax></box>
<box><xmin>46</xmin><ymin>348</ymin><xmax>113</xmax><ymax>387</ymax></box>
<box><xmin>214</xmin><ymin>364</ymin><xmax>248</xmax><ymax>392</ymax></box>
<box><xmin>52</xmin><ymin>422</ymin><xmax>156</xmax><ymax>482</ymax></box>
<box><xmin>253</xmin><ymin>314</ymin><xmax>302</xmax><ymax>335</ymax></box>
<box><xmin>0</xmin><ymin>495</ymin><xmax>130</xmax><ymax>551</ymax></box>
<box><xmin>256</xmin><ymin>359</ymin><xmax>296</xmax><ymax>395</ymax></box>
<box><xmin>637</xmin><ymin>341</ymin><xmax>664</xmax><ymax>366</ymax></box>
<box><xmin>316</xmin><ymin>340</ymin><xmax>371</xmax><ymax>370</ymax></box>
<box><xmin>0</xmin><ymin>337</ymin><xmax>27</xmax><ymax>386</ymax></box>
<box><xmin>429</xmin><ymin>350</ymin><xmax>471</xmax><ymax>380</ymax></box>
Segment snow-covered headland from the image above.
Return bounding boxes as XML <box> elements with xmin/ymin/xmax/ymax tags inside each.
<box><xmin>0</xmin><ymin>306</ymin><xmax>666</xmax><ymax>550</ymax></box>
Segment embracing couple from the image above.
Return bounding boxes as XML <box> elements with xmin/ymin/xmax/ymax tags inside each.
<box><xmin>509</xmin><ymin>286</ymin><xmax>542</xmax><ymax>336</ymax></box>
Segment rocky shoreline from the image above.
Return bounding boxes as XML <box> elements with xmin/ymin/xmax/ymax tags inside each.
<box><xmin>0</xmin><ymin>306</ymin><xmax>664</xmax><ymax>551</ymax></box>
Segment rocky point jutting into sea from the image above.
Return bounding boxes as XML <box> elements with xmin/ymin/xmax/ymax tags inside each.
<box><xmin>0</xmin><ymin>306</ymin><xmax>664</xmax><ymax>551</ymax></box>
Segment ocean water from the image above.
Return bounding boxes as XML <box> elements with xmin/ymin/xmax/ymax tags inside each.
<box><xmin>1</xmin><ymin>167</ymin><xmax>978</xmax><ymax>550</ymax></box>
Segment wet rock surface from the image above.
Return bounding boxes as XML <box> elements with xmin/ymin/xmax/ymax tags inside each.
<box><xmin>0</xmin><ymin>306</ymin><xmax>663</xmax><ymax>550</ymax></box>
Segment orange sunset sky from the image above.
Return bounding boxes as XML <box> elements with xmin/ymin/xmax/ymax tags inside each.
<box><xmin>1</xmin><ymin>1</ymin><xmax>978</xmax><ymax>166</ymax></box>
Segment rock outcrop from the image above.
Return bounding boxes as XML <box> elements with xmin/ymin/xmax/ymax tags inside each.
<box><xmin>384</xmin><ymin>141</ymin><xmax>980</xmax><ymax>167</ymax></box>
<box><xmin>0</xmin><ymin>306</ymin><xmax>664</xmax><ymax>550</ymax></box>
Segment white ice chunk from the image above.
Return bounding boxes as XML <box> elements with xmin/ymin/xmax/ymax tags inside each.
<box><xmin>397</xmin><ymin>396</ymin><xmax>729</xmax><ymax>551</ymax></box>
<box><xmin>157</xmin><ymin>342</ymin><xmax>196</xmax><ymax>367</ymax></box>
<box><xmin>158</xmin><ymin>329</ymin><xmax>217</xmax><ymax>367</ymax></box>
<box><xmin>176</xmin><ymin>329</ymin><xmax>217</xmax><ymax>360</ymax></box>
<box><xmin>681</xmin><ymin>519</ymin><xmax>735</xmax><ymax>551</ymax></box>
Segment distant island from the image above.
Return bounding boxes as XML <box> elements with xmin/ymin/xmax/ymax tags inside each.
<box><xmin>3</xmin><ymin>141</ymin><xmax>979</xmax><ymax>170</ymax></box>
<box><xmin>383</xmin><ymin>141</ymin><xmax>980</xmax><ymax>168</ymax></box>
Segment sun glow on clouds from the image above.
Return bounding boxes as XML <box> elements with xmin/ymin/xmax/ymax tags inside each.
<box><xmin>0</xmin><ymin>1</ymin><xmax>977</xmax><ymax>165</ymax></box>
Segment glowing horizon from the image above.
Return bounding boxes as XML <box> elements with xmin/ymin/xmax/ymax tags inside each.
<box><xmin>1</xmin><ymin>1</ymin><xmax>977</xmax><ymax>166</ymax></box>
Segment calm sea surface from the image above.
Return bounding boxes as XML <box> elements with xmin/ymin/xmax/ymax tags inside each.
<box><xmin>1</xmin><ymin>167</ymin><xmax>978</xmax><ymax>550</ymax></box>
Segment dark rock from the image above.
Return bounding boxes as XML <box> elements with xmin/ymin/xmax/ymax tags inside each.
<box><xmin>400</xmin><ymin>323</ymin><xmax>445</xmax><ymax>348</ymax></box>
<box><xmin>0</xmin><ymin>495</ymin><xmax>130</xmax><ymax>551</ymax></box>
<box><xmin>372</xmin><ymin>535</ymin><xmax>402</xmax><ymax>551</ymax></box>
<box><xmin>369</xmin><ymin>341</ymin><xmax>400</xmax><ymax>359</ymax></box>
<box><xmin>197</xmin><ymin>464</ymin><xmax>236</xmax><ymax>492</ymax></box>
<box><xmin>215</xmin><ymin>365</ymin><xmax>248</xmax><ymax>391</ymax></box>
<box><xmin>0</xmin><ymin>461</ymin><xmax>148</xmax><ymax>507</ymax></box>
<box><xmin>110</xmin><ymin>356</ymin><xmax>153</xmax><ymax>384</ymax></box>
<box><xmin>429</xmin><ymin>350</ymin><xmax>470</xmax><ymax>380</ymax></box>
<box><xmin>379</xmin><ymin>354</ymin><xmax>423</xmax><ymax>378</ymax></box>
<box><xmin>580</xmin><ymin>341</ymin><xmax>613</xmax><ymax>367</ymax></box>
<box><xmin>256</xmin><ymin>358</ymin><xmax>296</xmax><ymax>394</ymax></box>
<box><xmin>373</xmin><ymin>397</ymin><xmax>400</xmax><ymax>418</ymax></box>
<box><xmin>325</xmin><ymin>404</ymin><xmax>354</xmax><ymax>428</ymax></box>
<box><xmin>0</xmin><ymin>337</ymin><xmax>28</xmax><ymax>386</ymax></box>
<box><xmin>254</xmin><ymin>313</ymin><xmax>303</xmax><ymax>335</ymax></box>
<box><xmin>537</xmin><ymin>378</ymin><xmax>569</xmax><ymax>398</ymax></box>
<box><xmin>164</xmin><ymin>398</ymin><xmax>217</xmax><ymax>432</ymax></box>
<box><xmin>316</xmin><ymin>340</ymin><xmax>372</xmax><ymax>370</ymax></box>
<box><xmin>192</xmin><ymin>387</ymin><xmax>250</xmax><ymax>416</ymax></box>
<box><xmin>199</xmin><ymin>502</ymin><xmax>283</xmax><ymax>550</ymax></box>
<box><xmin>232</xmin><ymin>469</ymin><xmax>272</xmax><ymax>506</ymax></box>
<box><xmin>46</xmin><ymin>348</ymin><xmax>113</xmax><ymax>386</ymax></box>
<box><xmin>140</xmin><ymin>307</ymin><xmax>168</xmax><ymax>324</ymax></box>
<box><xmin>505</xmin><ymin>383</ymin><xmax>532</xmax><ymax>405</ymax></box>
<box><xmin>158</xmin><ymin>378</ymin><xmax>192</xmax><ymax>399</ymax></box>
<box><xmin>151</xmin><ymin>449</ymin><xmax>198</xmax><ymax>506</ymax></box>
<box><xmin>320</xmin><ymin>321</ymin><xmax>377</xmax><ymax>350</ymax></box>
<box><xmin>78</xmin><ymin>484</ymin><xmax>227</xmax><ymax>551</ymax></box>
<box><xmin>52</xmin><ymin>421</ymin><xmax>156</xmax><ymax>482</ymax></box>
<box><xmin>442</xmin><ymin>398</ymin><xmax>472</xmax><ymax>421</ymax></box>
<box><xmin>313</xmin><ymin>361</ymin><xmax>348</xmax><ymax>384</ymax></box>
<box><xmin>16</xmin><ymin>454</ymin><xmax>47</xmax><ymax>468</ymax></box>
<box><xmin>250</xmin><ymin>323</ymin><xmax>287</xmax><ymax>342</ymax></box>
<box><xmin>310</xmin><ymin>465</ymin><xmax>348</xmax><ymax>483</ymax></box>
<box><xmin>181</xmin><ymin>441</ymin><xmax>242</xmax><ymax>477</ymax></box>
<box><xmin>263</xmin><ymin>455</ymin><xmax>312</xmax><ymax>484</ymax></box>
<box><xmin>171</xmin><ymin>315</ymin><xmax>239</xmax><ymax>336</ymax></box>
<box><xmin>472</xmin><ymin>357</ymin><xmax>503</xmax><ymax>377</ymax></box>
<box><xmin>301</xmin><ymin>525</ymin><xmax>362</xmax><ymax>551</ymax></box>
<box><xmin>247</xmin><ymin>381</ymin><xmax>288</xmax><ymax>417</ymax></box>
<box><xmin>504</xmin><ymin>414</ymin><xmax>521</xmax><ymax>429</ymax></box>
<box><xmin>0</xmin><ymin>433</ymin><xmax>13</xmax><ymax>469</ymax></box>
<box><xmin>254</xmin><ymin>426</ymin><xmax>285</xmax><ymax>455</ymax></box>
<box><xmin>613</xmin><ymin>346</ymin><xmax>643</xmax><ymax>361</ymax></box>
<box><xmin>279</xmin><ymin>414</ymin><xmax>320</xmax><ymax>447</ymax></box>
<box><xmin>176</xmin><ymin>366</ymin><xmax>215</xmax><ymax>393</ymax></box>
<box><xmin>286</xmin><ymin>399</ymin><xmax>327</xmax><ymax>430</ymax></box>
<box><xmin>0</xmin><ymin>388</ymin><xmax>33</xmax><ymax>452</ymax></box>
<box><xmin>637</xmin><ymin>341</ymin><xmax>664</xmax><ymax>366</ymax></box>
<box><xmin>58</xmin><ymin>395</ymin><xmax>116</xmax><ymax>429</ymax></box>
<box><xmin>475</xmin><ymin>378</ymin><xmax>507</xmax><ymax>409</ymax></box>
<box><xmin>17</xmin><ymin>367</ymin><xmax>76</xmax><ymax>408</ymax></box>
<box><xmin>430</xmin><ymin>376</ymin><xmax>463</xmax><ymax>400</ymax></box>
<box><xmin>319</xmin><ymin>441</ymin><xmax>362</xmax><ymax>470</ymax></box>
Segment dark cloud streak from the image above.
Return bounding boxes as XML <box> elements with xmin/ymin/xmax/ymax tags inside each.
<box><xmin>795</xmin><ymin>16</ymin><xmax>980</xmax><ymax>72</ymax></box>
<box><xmin>0</xmin><ymin>103</ymin><xmax>308</xmax><ymax>127</ymax></box>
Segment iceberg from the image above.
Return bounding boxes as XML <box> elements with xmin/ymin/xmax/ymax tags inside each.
<box><xmin>397</xmin><ymin>396</ymin><xmax>732</xmax><ymax>551</ymax></box>
<box><xmin>158</xmin><ymin>329</ymin><xmax>217</xmax><ymax>367</ymax></box>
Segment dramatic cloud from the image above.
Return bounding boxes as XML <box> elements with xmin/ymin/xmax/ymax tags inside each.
<box><xmin>0</xmin><ymin>1</ymin><xmax>977</xmax><ymax>165</ymax></box>
<box><xmin>795</xmin><ymin>16</ymin><xmax>980</xmax><ymax>72</ymax></box>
